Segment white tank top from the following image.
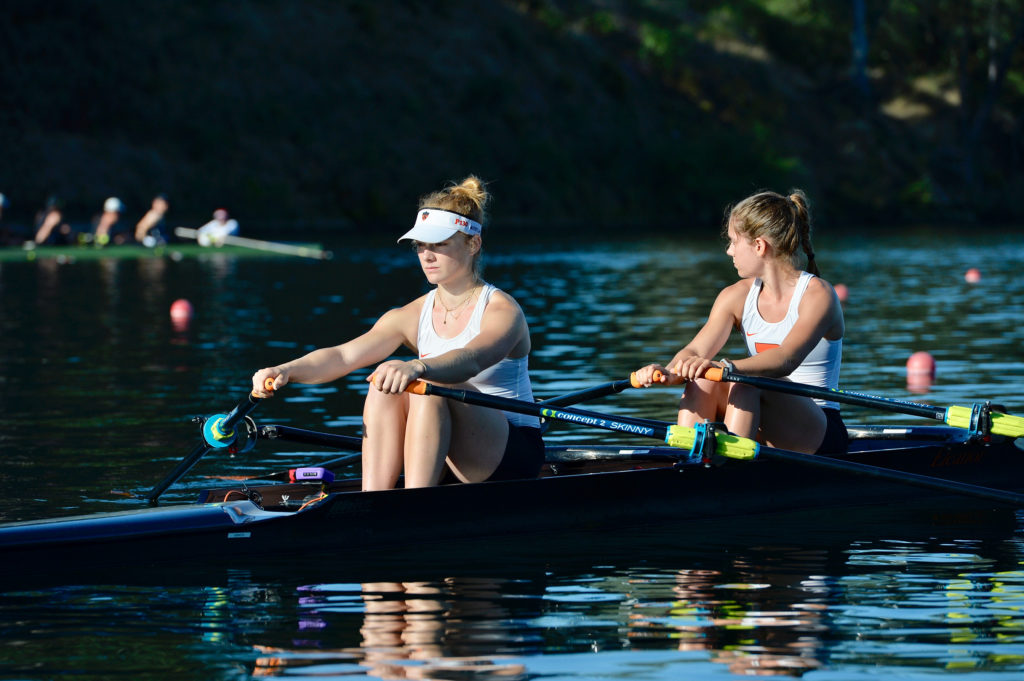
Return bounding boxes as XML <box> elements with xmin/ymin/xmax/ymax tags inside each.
<box><xmin>741</xmin><ymin>272</ymin><xmax>842</xmax><ymax>410</ymax></box>
<box><xmin>417</xmin><ymin>283</ymin><xmax>539</xmax><ymax>428</ymax></box>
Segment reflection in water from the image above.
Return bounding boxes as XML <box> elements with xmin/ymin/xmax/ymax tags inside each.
<box><xmin>623</xmin><ymin>560</ymin><xmax>828</xmax><ymax>676</ymax></box>
<box><xmin>248</xmin><ymin>578</ymin><xmax>531</xmax><ymax>679</ymax></box>
<box><xmin>2</xmin><ymin>530</ymin><xmax>1024</xmax><ymax>679</ymax></box>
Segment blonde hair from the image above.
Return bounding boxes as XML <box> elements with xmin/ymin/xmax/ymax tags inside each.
<box><xmin>726</xmin><ymin>189</ymin><xmax>819</xmax><ymax>276</ymax></box>
<box><xmin>419</xmin><ymin>175</ymin><xmax>490</xmax><ymax>276</ymax></box>
<box><xmin>418</xmin><ymin>175</ymin><xmax>489</xmax><ymax>224</ymax></box>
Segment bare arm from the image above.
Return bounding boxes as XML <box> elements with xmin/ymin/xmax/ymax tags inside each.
<box><xmin>251</xmin><ymin>301</ymin><xmax>420</xmax><ymax>397</ymax></box>
<box><xmin>34</xmin><ymin>211</ymin><xmax>62</xmax><ymax>243</ymax></box>
<box><xmin>135</xmin><ymin>211</ymin><xmax>158</xmax><ymax>242</ymax></box>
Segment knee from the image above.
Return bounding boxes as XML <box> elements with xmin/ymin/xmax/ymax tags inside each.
<box><xmin>363</xmin><ymin>389</ymin><xmax>407</xmax><ymax>422</ymax></box>
<box><xmin>408</xmin><ymin>393</ymin><xmax>448</xmax><ymax>419</ymax></box>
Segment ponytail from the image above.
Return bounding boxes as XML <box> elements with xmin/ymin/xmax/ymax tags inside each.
<box><xmin>788</xmin><ymin>190</ymin><xmax>819</xmax><ymax>276</ymax></box>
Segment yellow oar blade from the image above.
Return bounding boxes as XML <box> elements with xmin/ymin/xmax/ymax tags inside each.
<box><xmin>665</xmin><ymin>426</ymin><xmax>760</xmax><ymax>460</ymax></box>
<box><xmin>945</xmin><ymin>406</ymin><xmax>1024</xmax><ymax>438</ymax></box>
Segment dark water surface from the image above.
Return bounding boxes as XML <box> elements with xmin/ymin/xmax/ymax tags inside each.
<box><xmin>2</xmin><ymin>228</ymin><xmax>1024</xmax><ymax>679</ymax></box>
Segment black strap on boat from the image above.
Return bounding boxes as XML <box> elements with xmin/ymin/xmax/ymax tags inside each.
<box><xmin>677</xmin><ymin>421</ymin><xmax>718</xmax><ymax>468</ymax></box>
<box><xmin>968</xmin><ymin>401</ymin><xmax>993</xmax><ymax>441</ymax></box>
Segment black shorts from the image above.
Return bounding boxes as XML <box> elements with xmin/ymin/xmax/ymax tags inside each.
<box><xmin>486</xmin><ymin>423</ymin><xmax>545</xmax><ymax>481</ymax></box>
<box><xmin>815</xmin><ymin>408</ymin><xmax>849</xmax><ymax>455</ymax></box>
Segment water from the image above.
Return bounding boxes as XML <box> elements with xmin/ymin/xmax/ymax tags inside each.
<box><xmin>1</xmin><ymin>227</ymin><xmax>1024</xmax><ymax>679</ymax></box>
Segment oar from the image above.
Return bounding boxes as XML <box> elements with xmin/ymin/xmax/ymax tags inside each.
<box><xmin>539</xmin><ymin>373</ymin><xmax>648</xmax><ymax>407</ymax></box>
<box><xmin>403</xmin><ymin>380</ymin><xmax>1024</xmax><ymax>507</ymax></box>
<box><xmin>174</xmin><ymin>227</ymin><xmax>333</xmax><ymax>260</ymax></box>
<box><xmin>258</xmin><ymin>424</ymin><xmax>363</xmax><ymax>450</ymax></box>
<box><xmin>702</xmin><ymin>368</ymin><xmax>1024</xmax><ymax>438</ymax></box>
<box><xmin>145</xmin><ymin>379</ymin><xmax>275</xmax><ymax>504</ymax></box>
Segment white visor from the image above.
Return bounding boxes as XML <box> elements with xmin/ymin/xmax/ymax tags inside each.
<box><xmin>397</xmin><ymin>209</ymin><xmax>482</xmax><ymax>243</ymax></box>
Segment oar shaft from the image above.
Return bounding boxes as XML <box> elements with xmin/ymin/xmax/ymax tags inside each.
<box><xmin>174</xmin><ymin>227</ymin><xmax>331</xmax><ymax>260</ymax></box>
<box><xmin>145</xmin><ymin>442</ymin><xmax>210</xmax><ymax>504</ymax></box>
<box><xmin>758</xmin><ymin>446</ymin><xmax>1024</xmax><ymax>506</ymax></box>
<box><xmin>409</xmin><ymin>381</ymin><xmax>669</xmax><ymax>439</ymax></box>
<box><xmin>539</xmin><ymin>374</ymin><xmax>643</xmax><ymax>407</ymax></box>
<box><xmin>258</xmin><ymin>424</ymin><xmax>363</xmax><ymax>450</ymax></box>
<box><xmin>704</xmin><ymin>368</ymin><xmax>1024</xmax><ymax>438</ymax></box>
<box><xmin>705</xmin><ymin>368</ymin><xmax>946</xmax><ymax>420</ymax></box>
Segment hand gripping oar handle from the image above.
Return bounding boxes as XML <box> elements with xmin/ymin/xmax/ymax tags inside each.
<box><xmin>703</xmin><ymin>368</ymin><xmax>1024</xmax><ymax>438</ymax></box>
<box><xmin>403</xmin><ymin>379</ymin><xmax>1024</xmax><ymax>507</ymax></box>
<box><xmin>202</xmin><ymin>378</ymin><xmax>277</xmax><ymax>447</ymax></box>
<box><xmin>145</xmin><ymin>378</ymin><xmax>276</xmax><ymax>504</ymax></box>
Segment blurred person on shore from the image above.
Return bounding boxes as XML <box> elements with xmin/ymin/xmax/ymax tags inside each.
<box><xmin>33</xmin><ymin>196</ymin><xmax>74</xmax><ymax>245</ymax></box>
<box><xmin>93</xmin><ymin>197</ymin><xmax>126</xmax><ymax>246</ymax></box>
<box><xmin>134</xmin><ymin>194</ymin><xmax>170</xmax><ymax>247</ymax></box>
<box><xmin>196</xmin><ymin>208</ymin><xmax>239</xmax><ymax>246</ymax></box>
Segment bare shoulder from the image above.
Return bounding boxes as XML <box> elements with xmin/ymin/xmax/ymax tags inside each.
<box><xmin>802</xmin><ymin>276</ymin><xmax>845</xmax><ymax>337</ymax></box>
<box><xmin>804</xmin><ymin>276</ymin><xmax>840</xmax><ymax>304</ymax></box>
<box><xmin>485</xmin><ymin>287</ymin><xmax>525</xmax><ymax>316</ymax></box>
<box><xmin>716</xmin><ymin>278</ymin><xmax>753</xmax><ymax>310</ymax></box>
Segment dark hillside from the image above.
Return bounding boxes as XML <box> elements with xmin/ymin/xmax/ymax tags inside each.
<box><xmin>1</xmin><ymin>0</ymin><xmax>1021</xmax><ymax>233</ymax></box>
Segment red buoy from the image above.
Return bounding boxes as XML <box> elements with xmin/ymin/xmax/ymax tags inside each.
<box><xmin>906</xmin><ymin>351</ymin><xmax>936</xmax><ymax>393</ymax></box>
<box><xmin>170</xmin><ymin>298</ymin><xmax>194</xmax><ymax>322</ymax></box>
<box><xmin>906</xmin><ymin>351</ymin><xmax>936</xmax><ymax>378</ymax></box>
<box><xmin>964</xmin><ymin>268</ymin><xmax>981</xmax><ymax>284</ymax></box>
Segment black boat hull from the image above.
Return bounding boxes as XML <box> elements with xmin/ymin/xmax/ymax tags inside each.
<box><xmin>1</xmin><ymin>426</ymin><xmax>1021</xmax><ymax>577</ymax></box>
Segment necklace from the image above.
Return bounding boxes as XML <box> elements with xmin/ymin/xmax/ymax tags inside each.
<box><xmin>437</xmin><ymin>285</ymin><xmax>480</xmax><ymax>325</ymax></box>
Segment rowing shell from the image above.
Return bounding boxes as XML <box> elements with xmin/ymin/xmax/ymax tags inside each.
<box><xmin>0</xmin><ymin>424</ymin><xmax>1020</xmax><ymax>582</ymax></box>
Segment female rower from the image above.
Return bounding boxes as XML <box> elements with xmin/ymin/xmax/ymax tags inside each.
<box><xmin>633</xmin><ymin>189</ymin><xmax>847</xmax><ymax>454</ymax></box>
<box><xmin>251</xmin><ymin>176</ymin><xmax>543</xmax><ymax>490</ymax></box>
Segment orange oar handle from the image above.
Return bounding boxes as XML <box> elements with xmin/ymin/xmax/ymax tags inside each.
<box><xmin>368</xmin><ymin>372</ymin><xmax>430</xmax><ymax>395</ymax></box>
<box><xmin>628</xmin><ymin>370</ymin><xmax>666</xmax><ymax>388</ymax></box>
<box><xmin>252</xmin><ymin>376</ymin><xmax>277</xmax><ymax>398</ymax></box>
<box><xmin>703</xmin><ymin>368</ymin><xmax>724</xmax><ymax>382</ymax></box>
<box><xmin>407</xmin><ymin>379</ymin><xmax>428</xmax><ymax>395</ymax></box>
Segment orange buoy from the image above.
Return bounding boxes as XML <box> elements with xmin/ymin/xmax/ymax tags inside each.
<box><xmin>834</xmin><ymin>283</ymin><xmax>849</xmax><ymax>303</ymax></box>
<box><xmin>170</xmin><ymin>299</ymin><xmax>194</xmax><ymax>331</ymax></box>
<box><xmin>906</xmin><ymin>351</ymin><xmax>936</xmax><ymax>393</ymax></box>
<box><xmin>906</xmin><ymin>351</ymin><xmax>936</xmax><ymax>378</ymax></box>
<box><xmin>964</xmin><ymin>268</ymin><xmax>981</xmax><ymax>284</ymax></box>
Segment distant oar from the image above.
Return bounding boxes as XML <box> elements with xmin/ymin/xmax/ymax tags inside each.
<box><xmin>702</xmin><ymin>368</ymin><xmax>1024</xmax><ymax>438</ymax></box>
<box><xmin>174</xmin><ymin>227</ymin><xmax>332</xmax><ymax>260</ymax></box>
<box><xmin>402</xmin><ymin>380</ymin><xmax>1024</xmax><ymax>507</ymax></box>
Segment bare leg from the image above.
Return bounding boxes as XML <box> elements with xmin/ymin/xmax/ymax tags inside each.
<box><xmin>362</xmin><ymin>389</ymin><xmax>409</xmax><ymax>491</ymax></box>
<box><xmin>446</xmin><ymin>401</ymin><xmax>508</xmax><ymax>482</ymax></box>
<box><xmin>677</xmin><ymin>378</ymin><xmax>730</xmax><ymax>427</ymax></box>
<box><xmin>759</xmin><ymin>392</ymin><xmax>826</xmax><ymax>453</ymax></box>
<box><xmin>403</xmin><ymin>393</ymin><xmax>452</xmax><ymax>488</ymax></box>
<box><xmin>722</xmin><ymin>382</ymin><xmax>760</xmax><ymax>439</ymax></box>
